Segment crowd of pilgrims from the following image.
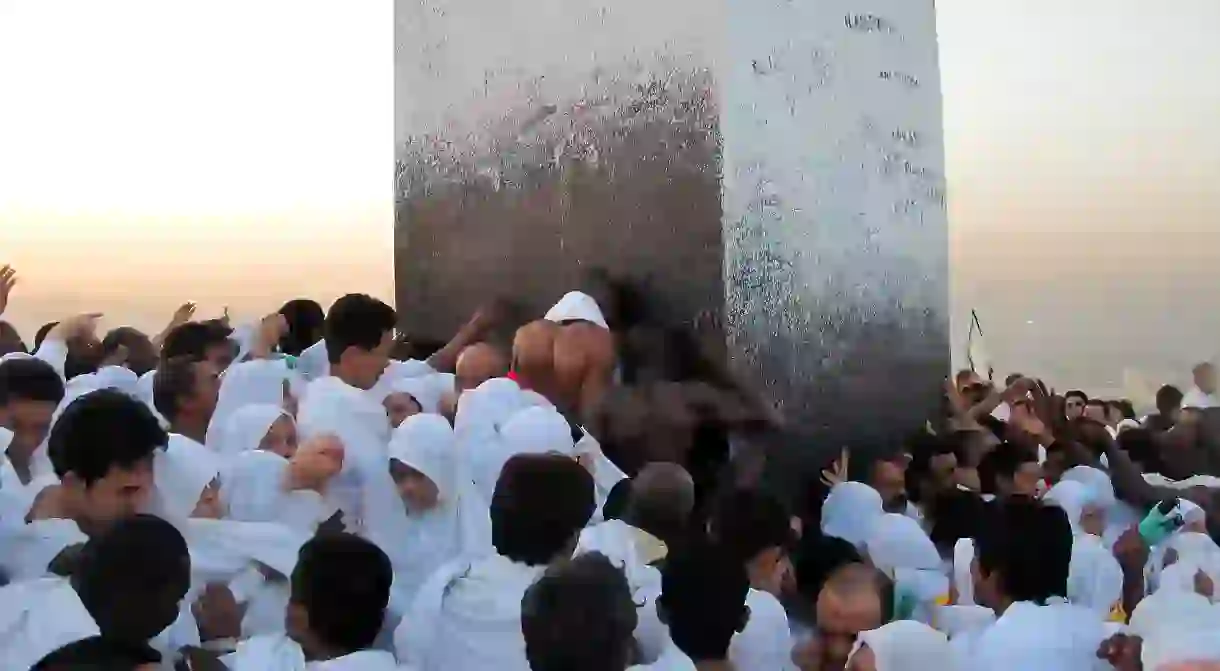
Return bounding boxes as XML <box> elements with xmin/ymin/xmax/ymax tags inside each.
<box><xmin>2</xmin><ymin>264</ymin><xmax>1220</xmax><ymax>670</ymax></box>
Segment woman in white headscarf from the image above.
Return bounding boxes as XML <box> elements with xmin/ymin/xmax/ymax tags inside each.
<box><xmin>221</xmin><ymin>404</ymin><xmax>297</xmax><ymax>459</ymax></box>
<box><xmin>370</xmin><ymin>414</ymin><xmax>491</xmax><ymax>610</ymax></box>
<box><xmin>865</xmin><ymin>513</ymin><xmax>950</xmax><ymax>624</ymax></box>
<box><xmin>206</xmin><ymin>358</ymin><xmax>301</xmax><ymax>450</ymax></box>
<box><xmin>382</xmin><ymin>374</ymin><xmax>447</xmax><ymax>428</ymax></box>
<box><xmin>822</xmin><ymin>482</ymin><xmax>885</xmax><ymax>551</ymax></box>
<box><xmin>471</xmin><ymin>404</ymin><xmax>574</xmax><ymax>501</ymax></box>
<box><xmin>846</xmin><ymin>620</ymin><xmax>957</xmax><ymax>671</ymax></box>
<box><xmin>1043</xmin><ymin>480</ymin><xmax>1124</xmax><ymax>620</ymax></box>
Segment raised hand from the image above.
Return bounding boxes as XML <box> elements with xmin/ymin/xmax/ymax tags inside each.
<box><xmin>820</xmin><ymin>447</ymin><xmax>850</xmax><ymax>488</ymax></box>
<box><xmin>170</xmin><ymin>301</ymin><xmax>197</xmax><ymax>327</ymax></box>
<box><xmin>0</xmin><ymin>265</ymin><xmax>16</xmax><ymax>317</ymax></box>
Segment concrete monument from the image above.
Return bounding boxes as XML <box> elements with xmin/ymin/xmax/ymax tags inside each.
<box><xmin>394</xmin><ymin>0</ymin><xmax>949</xmax><ymax>477</ymax></box>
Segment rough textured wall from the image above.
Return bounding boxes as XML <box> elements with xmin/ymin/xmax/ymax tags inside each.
<box><xmin>721</xmin><ymin>0</ymin><xmax>949</xmax><ymax>480</ymax></box>
<box><xmin>395</xmin><ymin>0</ymin><xmax>949</xmax><ymax>476</ymax></box>
<box><xmin>394</xmin><ymin>0</ymin><xmax>723</xmax><ymax>337</ymax></box>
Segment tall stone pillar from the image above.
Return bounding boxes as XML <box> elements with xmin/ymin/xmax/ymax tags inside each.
<box><xmin>394</xmin><ymin>0</ymin><xmax>949</xmax><ymax>477</ymax></box>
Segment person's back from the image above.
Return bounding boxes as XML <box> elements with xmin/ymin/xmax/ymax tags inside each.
<box><xmin>522</xmin><ymin>552</ymin><xmax>637</xmax><ymax>671</ymax></box>
<box><xmin>399</xmin><ymin>454</ymin><xmax>595</xmax><ymax>671</ymax></box>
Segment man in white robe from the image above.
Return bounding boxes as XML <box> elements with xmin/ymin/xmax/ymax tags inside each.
<box><xmin>396</xmin><ymin>454</ymin><xmax>596</xmax><ymax>671</ymax></box>
<box><xmin>1183</xmin><ymin>362</ymin><xmax>1219</xmax><ymax>410</ymax></box>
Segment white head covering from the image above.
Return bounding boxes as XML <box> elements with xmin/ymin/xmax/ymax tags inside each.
<box><xmin>207</xmin><ymin>358</ymin><xmax>300</xmax><ymax>449</ymax></box>
<box><xmin>544</xmin><ymin>291</ymin><xmax>608</xmax><ymax>328</ymax></box>
<box><xmin>154</xmin><ymin>435</ymin><xmax>222</xmax><ymax>523</ymax></box>
<box><xmin>499</xmin><ymin>406</ymin><xmax>576</xmax><ymax>458</ymax></box>
<box><xmin>91</xmin><ymin>365</ymin><xmax>140</xmax><ymax>398</ymax></box>
<box><xmin>0</xmin><ymin>577</ymin><xmax>101</xmax><ymax>670</ymax></box>
<box><xmin>222</xmin><ymin>404</ymin><xmax>292</xmax><ymax>457</ymax></box>
<box><xmin>388</xmin><ymin>375</ymin><xmax>445</xmax><ymax>415</ymax></box>
<box><xmin>1043</xmin><ymin>480</ymin><xmax>1090</xmax><ymax>535</ymax></box>
<box><xmin>1129</xmin><ymin>589</ymin><xmax>1220</xmax><ymax>669</ymax></box>
<box><xmin>847</xmin><ymin>621</ymin><xmax>956</xmax><ymax>671</ymax></box>
<box><xmin>1060</xmin><ymin>466</ymin><xmax>1116</xmax><ymax>510</ymax></box>
<box><xmin>821</xmin><ymin>482</ymin><xmax>885</xmax><ymax>550</ymax></box>
<box><xmin>378</xmin><ymin>414</ymin><xmax>492</xmax><ymax>601</ymax></box>
<box><xmin>0</xmin><ymin>426</ymin><xmax>11</xmax><ymax>457</ymax></box>
<box><xmin>220</xmin><ymin>450</ymin><xmax>291</xmax><ymax>523</ymax></box>
<box><xmin>866</xmin><ymin>514</ymin><xmax>942</xmax><ymax>574</ymax></box>
<box><xmin>865</xmin><ymin>513</ymin><xmax>948</xmax><ymax>622</ymax></box>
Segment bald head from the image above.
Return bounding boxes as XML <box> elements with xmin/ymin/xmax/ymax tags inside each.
<box><xmin>455</xmin><ymin>342</ymin><xmax>509</xmax><ymax>392</ymax></box>
<box><xmin>816</xmin><ymin>564</ymin><xmax>893</xmax><ymax>670</ymax></box>
<box><xmin>626</xmin><ymin>462</ymin><xmax>695</xmax><ymax>544</ymax></box>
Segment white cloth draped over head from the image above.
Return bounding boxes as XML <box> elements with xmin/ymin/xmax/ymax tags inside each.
<box><xmin>207</xmin><ymin>359</ymin><xmax>301</xmax><ymax>450</ymax></box>
<box><xmin>222</xmin><ymin>404</ymin><xmax>292</xmax><ymax>457</ymax></box>
<box><xmin>1042</xmin><ymin>480</ymin><xmax>1123</xmax><ymax>617</ymax></box>
<box><xmin>1128</xmin><ymin>589</ymin><xmax>1220</xmax><ymax>669</ymax></box>
<box><xmin>367</xmin><ymin>414</ymin><xmax>491</xmax><ymax>609</ymax></box>
<box><xmin>1152</xmin><ymin>532</ymin><xmax>1220</xmax><ymax>603</ymax></box>
<box><xmin>865</xmin><ymin>513</ymin><xmax>949</xmax><ymax>623</ymax></box>
<box><xmin>544</xmin><ymin>291</ymin><xmax>608</xmax><ymax>328</ymax></box>
<box><xmin>471</xmin><ymin>404</ymin><xmax>573</xmax><ymax>502</ymax></box>
<box><xmin>386</xmin><ymin>375</ymin><xmax>447</xmax><ymax>415</ymax></box>
<box><xmin>154</xmin><ymin>434</ymin><xmax>222</xmax><ymax>524</ymax></box>
<box><xmin>0</xmin><ymin>577</ymin><xmax>101</xmax><ymax>670</ymax></box>
<box><xmin>220</xmin><ymin>450</ymin><xmax>332</xmax><ymax>532</ymax></box>
<box><xmin>847</xmin><ymin>621</ymin><xmax>957</xmax><ymax>671</ymax></box>
<box><xmin>821</xmin><ymin>482</ymin><xmax>885</xmax><ymax>550</ymax></box>
<box><xmin>395</xmin><ymin>554</ymin><xmax>544</xmax><ymax>671</ymax></box>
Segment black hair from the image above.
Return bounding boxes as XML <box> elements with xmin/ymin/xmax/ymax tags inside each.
<box><xmin>73</xmin><ymin>514</ymin><xmax>191</xmax><ymax>646</ymax></box>
<box><xmin>708</xmin><ymin>488</ymin><xmax>794</xmax><ymax>565</ymax></box>
<box><xmin>600</xmin><ymin>478</ymin><xmax>633</xmax><ymax>522</ymax></box>
<box><xmin>658</xmin><ymin>540</ymin><xmax>749</xmax><ymax>662</ymax></box>
<box><xmin>279</xmin><ymin>299</ymin><xmax>326</xmax><ymax>356</ymax></box>
<box><xmin>1085</xmin><ymin>398</ymin><xmax>1108</xmax><ymax>412</ymax></box>
<box><xmin>0</xmin><ymin>356</ymin><xmax>65</xmax><ymax>406</ymax></box>
<box><xmin>927</xmin><ymin>488</ymin><xmax>989</xmax><ymax>554</ymax></box>
<box><xmin>977</xmin><ymin>441</ymin><xmax>1037</xmax><ymax>495</ymax></box>
<box><xmin>151</xmin><ymin>356</ymin><xmax>198</xmax><ymax>422</ymax></box>
<box><xmin>491</xmin><ymin>454</ymin><xmax>595</xmax><ymax>565</ymax></box>
<box><xmin>1064</xmin><ymin>390</ymin><xmax>1089</xmax><ymax>404</ymax></box>
<box><xmin>32</xmin><ymin>636</ymin><xmax>162</xmax><ymax>670</ymax></box>
<box><xmin>1004</xmin><ymin>373</ymin><xmax>1024</xmax><ymax>387</ymax></box>
<box><xmin>1156</xmin><ymin>385</ymin><xmax>1184</xmax><ymax>414</ymax></box>
<box><xmin>1118</xmin><ymin>428</ymin><xmax>1162</xmax><ymax>473</ymax></box>
<box><xmin>100</xmin><ymin>327</ymin><xmax>156</xmax><ymax>376</ymax></box>
<box><xmin>323</xmin><ymin>294</ymin><xmax>396</xmax><ymax>365</ymax></box>
<box><xmin>521</xmin><ymin>552</ymin><xmax>638</xmax><ymax>671</ymax></box>
<box><xmin>0</xmin><ymin>320</ymin><xmax>26</xmax><ymax>355</ymax></box>
<box><xmin>290</xmin><ymin>532</ymin><xmax>392</xmax><ymax>654</ymax></box>
<box><xmin>48</xmin><ymin>389</ymin><xmax>166</xmax><ymax>484</ymax></box>
<box><xmin>905</xmin><ymin>432</ymin><xmax>958</xmax><ymax>503</ymax></box>
<box><xmin>1113</xmin><ymin>400</ymin><xmax>1136</xmax><ymax>420</ymax></box>
<box><xmin>160</xmin><ymin>321</ymin><xmax>232</xmax><ymax>363</ymax></box>
<box><xmin>33</xmin><ymin>321</ymin><xmax>59</xmax><ymax>351</ymax></box>
<box><xmin>792</xmin><ymin>532</ymin><xmax>862</xmax><ymax>604</ymax></box>
<box><xmin>974</xmin><ymin>498</ymin><xmax>1071</xmax><ymax>604</ymax></box>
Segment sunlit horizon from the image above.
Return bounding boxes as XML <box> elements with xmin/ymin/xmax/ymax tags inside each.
<box><xmin>2</xmin><ymin>0</ymin><xmax>1218</xmax><ymax>398</ymax></box>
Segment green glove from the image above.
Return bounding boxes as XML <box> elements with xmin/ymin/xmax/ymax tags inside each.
<box><xmin>1138</xmin><ymin>498</ymin><xmax>1184</xmax><ymax>546</ymax></box>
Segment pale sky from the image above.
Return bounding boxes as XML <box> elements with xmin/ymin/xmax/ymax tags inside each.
<box><xmin>1</xmin><ymin>0</ymin><xmax>1218</xmax><ymax>396</ymax></box>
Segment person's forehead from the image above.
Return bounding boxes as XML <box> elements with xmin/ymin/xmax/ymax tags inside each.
<box><xmin>816</xmin><ymin>587</ymin><xmax>882</xmax><ymax>630</ymax></box>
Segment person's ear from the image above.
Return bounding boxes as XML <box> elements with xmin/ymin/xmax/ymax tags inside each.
<box><xmin>736</xmin><ymin>604</ymin><xmax>751</xmax><ymax>634</ymax></box>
